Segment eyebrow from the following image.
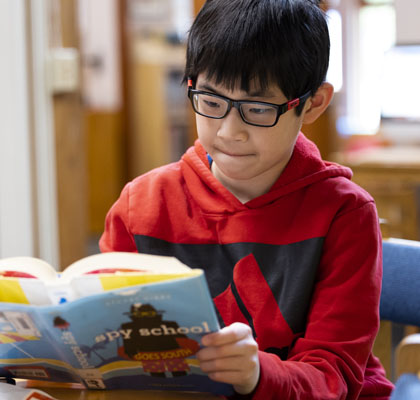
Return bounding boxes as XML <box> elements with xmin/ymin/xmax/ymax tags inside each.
<box><xmin>197</xmin><ymin>82</ymin><xmax>276</xmax><ymax>99</ymax></box>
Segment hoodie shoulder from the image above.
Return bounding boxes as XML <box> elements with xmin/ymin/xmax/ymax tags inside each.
<box><xmin>125</xmin><ymin>161</ymin><xmax>184</xmax><ymax>202</ymax></box>
<box><xmin>266</xmin><ymin>133</ymin><xmax>374</xmax><ymax>211</ymax></box>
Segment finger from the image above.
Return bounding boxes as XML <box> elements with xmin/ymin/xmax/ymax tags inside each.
<box><xmin>197</xmin><ymin>338</ymin><xmax>258</xmax><ymax>361</ymax></box>
<box><xmin>201</xmin><ymin>322</ymin><xmax>252</xmax><ymax>346</ymax></box>
<box><xmin>199</xmin><ymin>354</ymin><xmax>257</xmax><ymax>374</ymax></box>
<box><xmin>208</xmin><ymin>370</ymin><xmax>247</xmax><ymax>385</ymax></box>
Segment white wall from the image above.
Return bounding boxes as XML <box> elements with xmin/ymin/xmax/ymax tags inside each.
<box><xmin>30</xmin><ymin>0</ymin><xmax>60</xmax><ymax>267</ymax></box>
<box><xmin>395</xmin><ymin>0</ymin><xmax>420</xmax><ymax>44</ymax></box>
<box><xmin>0</xmin><ymin>0</ymin><xmax>59</xmax><ymax>267</ymax></box>
<box><xmin>0</xmin><ymin>0</ymin><xmax>35</xmax><ymax>257</ymax></box>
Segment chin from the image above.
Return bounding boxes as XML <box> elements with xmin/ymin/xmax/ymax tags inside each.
<box><xmin>219</xmin><ymin>169</ymin><xmax>256</xmax><ymax>181</ymax></box>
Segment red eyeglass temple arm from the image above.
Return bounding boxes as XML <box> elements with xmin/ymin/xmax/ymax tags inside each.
<box><xmin>287</xmin><ymin>98</ymin><xmax>300</xmax><ymax>110</ymax></box>
<box><xmin>288</xmin><ymin>91</ymin><xmax>311</xmax><ymax>110</ymax></box>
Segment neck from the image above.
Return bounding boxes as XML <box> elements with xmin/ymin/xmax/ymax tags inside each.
<box><xmin>211</xmin><ymin>161</ymin><xmax>288</xmax><ymax>204</ymax></box>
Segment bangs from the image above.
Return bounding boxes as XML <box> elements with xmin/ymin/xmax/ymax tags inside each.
<box><xmin>196</xmin><ymin>43</ymin><xmax>283</xmax><ymax>95</ymax></box>
<box><xmin>185</xmin><ymin>0</ymin><xmax>289</xmax><ymax>95</ymax></box>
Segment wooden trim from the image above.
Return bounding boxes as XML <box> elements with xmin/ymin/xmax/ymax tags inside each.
<box><xmin>118</xmin><ymin>0</ymin><xmax>129</xmax><ymax>182</ymax></box>
<box><xmin>52</xmin><ymin>0</ymin><xmax>87</xmax><ymax>269</ymax></box>
<box><xmin>193</xmin><ymin>0</ymin><xmax>205</xmax><ymax>15</ymax></box>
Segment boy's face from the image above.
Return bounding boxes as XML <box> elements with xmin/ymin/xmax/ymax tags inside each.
<box><xmin>195</xmin><ymin>74</ymin><xmax>308</xmax><ymax>199</ymax></box>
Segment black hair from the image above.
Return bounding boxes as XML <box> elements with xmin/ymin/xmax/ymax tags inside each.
<box><xmin>184</xmin><ymin>0</ymin><xmax>330</xmax><ymax>114</ymax></box>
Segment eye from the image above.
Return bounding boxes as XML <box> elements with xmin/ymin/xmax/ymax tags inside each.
<box><xmin>249</xmin><ymin>106</ymin><xmax>269</xmax><ymax>115</ymax></box>
<box><xmin>246</xmin><ymin>105</ymin><xmax>277</xmax><ymax>116</ymax></box>
<box><xmin>203</xmin><ymin>99</ymin><xmax>220</xmax><ymax>108</ymax></box>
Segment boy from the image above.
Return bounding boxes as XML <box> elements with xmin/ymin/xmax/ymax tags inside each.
<box><xmin>100</xmin><ymin>0</ymin><xmax>394</xmax><ymax>398</ymax></box>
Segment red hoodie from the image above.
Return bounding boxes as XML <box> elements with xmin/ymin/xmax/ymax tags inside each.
<box><xmin>100</xmin><ymin>133</ymin><xmax>393</xmax><ymax>399</ymax></box>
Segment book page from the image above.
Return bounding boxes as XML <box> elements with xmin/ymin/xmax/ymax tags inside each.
<box><xmin>0</xmin><ymin>253</ymin><xmax>197</xmax><ymax>306</ymax></box>
<box><xmin>64</xmin><ymin>253</ymin><xmax>198</xmax><ymax>301</ymax></box>
<box><xmin>0</xmin><ymin>258</ymin><xmax>58</xmax><ymax>282</ymax></box>
<box><xmin>61</xmin><ymin>252</ymin><xmax>192</xmax><ymax>279</ymax></box>
<box><xmin>0</xmin><ymin>258</ymin><xmax>58</xmax><ymax>305</ymax></box>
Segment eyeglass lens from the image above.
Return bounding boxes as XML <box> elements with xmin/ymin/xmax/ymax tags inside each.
<box><xmin>193</xmin><ymin>93</ymin><xmax>228</xmax><ymax>117</ymax></box>
<box><xmin>192</xmin><ymin>93</ymin><xmax>278</xmax><ymax>126</ymax></box>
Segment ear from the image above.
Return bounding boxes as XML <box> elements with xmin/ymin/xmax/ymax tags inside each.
<box><xmin>301</xmin><ymin>82</ymin><xmax>334</xmax><ymax>124</ymax></box>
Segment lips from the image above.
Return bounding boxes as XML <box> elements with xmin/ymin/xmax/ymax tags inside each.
<box><xmin>216</xmin><ymin>147</ymin><xmax>251</xmax><ymax>157</ymax></box>
<box><xmin>224</xmin><ymin>152</ymin><xmax>248</xmax><ymax>157</ymax></box>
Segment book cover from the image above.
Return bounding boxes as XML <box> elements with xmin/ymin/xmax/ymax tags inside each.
<box><xmin>0</xmin><ymin>255</ymin><xmax>232</xmax><ymax>395</ymax></box>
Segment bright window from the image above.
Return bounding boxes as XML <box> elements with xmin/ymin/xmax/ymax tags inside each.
<box><xmin>335</xmin><ymin>0</ymin><xmax>397</xmax><ymax>135</ymax></box>
<box><xmin>357</xmin><ymin>4</ymin><xmax>396</xmax><ymax>134</ymax></box>
<box><xmin>380</xmin><ymin>46</ymin><xmax>420</xmax><ymax>120</ymax></box>
<box><xmin>326</xmin><ymin>8</ymin><xmax>343</xmax><ymax>92</ymax></box>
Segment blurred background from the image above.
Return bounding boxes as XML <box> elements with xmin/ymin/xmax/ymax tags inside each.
<box><xmin>1</xmin><ymin>0</ymin><xmax>420</xmax><ymax>382</ymax></box>
<box><xmin>1</xmin><ymin>0</ymin><xmax>420</xmax><ymax>268</ymax></box>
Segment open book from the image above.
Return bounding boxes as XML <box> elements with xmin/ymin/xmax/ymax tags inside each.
<box><xmin>0</xmin><ymin>253</ymin><xmax>232</xmax><ymax>395</ymax></box>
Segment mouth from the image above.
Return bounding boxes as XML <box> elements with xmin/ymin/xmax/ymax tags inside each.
<box><xmin>216</xmin><ymin>148</ymin><xmax>252</xmax><ymax>157</ymax></box>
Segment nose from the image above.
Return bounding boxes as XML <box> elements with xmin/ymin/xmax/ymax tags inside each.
<box><xmin>217</xmin><ymin>107</ymin><xmax>248</xmax><ymax>142</ymax></box>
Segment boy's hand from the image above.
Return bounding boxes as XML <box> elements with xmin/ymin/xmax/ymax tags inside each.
<box><xmin>197</xmin><ymin>322</ymin><xmax>260</xmax><ymax>395</ymax></box>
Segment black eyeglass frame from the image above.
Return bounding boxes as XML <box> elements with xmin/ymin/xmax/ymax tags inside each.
<box><xmin>187</xmin><ymin>80</ymin><xmax>312</xmax><ymax>128</ymax></box>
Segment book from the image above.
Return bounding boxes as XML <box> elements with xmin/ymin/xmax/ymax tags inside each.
<box><xmin>0</xmin><ymin>379</ymin><xmax>56</xmax><ymax>400</ymax></box>
<box><xmin>0</xmin><ymin>253</ymin><xmax>232</xmax><ymax>395</ymax></box>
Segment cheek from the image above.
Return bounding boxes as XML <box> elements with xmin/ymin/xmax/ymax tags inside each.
<box><xmin>275</xmin><ymin>115</ymin><xmax>303</xmax><ymax>142</ymax></box>
<box><xmin>196</xmin><ymin>115</ymin><xmax>218</xmax><ymax>142</ymax></box>
<box><xmin>256</xmin><ymin>118</ymin><xmax>301</xmax><ymax>154</ymax></box>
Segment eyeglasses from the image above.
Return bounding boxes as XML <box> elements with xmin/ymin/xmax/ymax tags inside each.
<box><xmin>187</xmin><ymin>79</ymin><xmax>311</xmax><ymax>128</ymax></box>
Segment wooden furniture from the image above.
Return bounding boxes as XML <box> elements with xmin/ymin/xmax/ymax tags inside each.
<box><xmin>28</xmin><ymin>388</ymin><xmax>219</xmax><ymax>400</ymax></box>
<box><xmin>53</xmin><ymin>391</ymin><xmax>218</xmax><ymax>399</ymax></box>
<box><xmin>53</xmin><ymin>0</ymin><xmax>88</xmax><ymax>269</ymax></box>
<box><xmin>332</xmin><ymin>146</ymin><xmax>420</xmax><ymax>241</ymax></box>
<box><xmin>85</xmin><ymin>111</ymin><xmax>126</xmax><ymax>235</ymax></box>
<box><xmin>194</xmin><ymin>0</ymin><xmax>205</xmax><ymax>13</ymax></box>
<box><xmin>18</xmin><ymin>381</ymin><xmax>220</xmax><ymax>400</ymax></box>
<box><xmin>128</xmin><ymin>37</ymin><xmax>191</xmax><ymax>179</ymax></box>
<box><xmin>396</xmin><ymin>334</ymin><xmax>420</xmax><ymax>379</ymax></box>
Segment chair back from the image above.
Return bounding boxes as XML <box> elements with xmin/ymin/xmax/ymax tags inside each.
<box><xmin>381</xmin><ymin>239</ymin><xmax>420</xmax><ymax>326</ymax></box>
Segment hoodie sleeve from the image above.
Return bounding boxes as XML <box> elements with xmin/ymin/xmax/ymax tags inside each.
<box><xmin>99</xmin><ymin>182</ymin><xmax>138</xmax><ymax>253</ymax></box>
<box><xmin>250</xmin><ymin>201</ymin><xmax>392</xmax><ymax>400</ymax></box>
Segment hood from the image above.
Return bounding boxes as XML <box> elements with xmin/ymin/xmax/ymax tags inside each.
<box><xmin>181</xmin><ymin>132</ymin><xmax>352</xmax><ymax>213</ymax></box>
